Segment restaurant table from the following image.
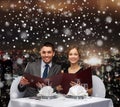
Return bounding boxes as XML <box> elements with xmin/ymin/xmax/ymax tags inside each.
<box><xmin>8</xmin><ymin>95</ymin><xmax>113</xmax><ymax>107</ymax></box>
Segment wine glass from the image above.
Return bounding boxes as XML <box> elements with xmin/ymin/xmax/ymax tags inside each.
<box><xmin>81</xmin><ymin>83</ymin><xmax>88</xmax><ymax>91</ymax></box>
<box><xmin>84</xmin><ymin>83</ymin><xmax>88</xmax><ymax>91</ymax></box>
<box><xmin>74</xmin><ymin>78</ymin><xmax>80</xmax><ymax>85</ymax></box>
<box><xmin>36</xmin><ymin>82</ymin><xmax>43</xmax><ymax>99</ymax></box>
<box><xmin>45</xmin><ymin>78</ymin><xmax>52</xmax><ymax>86</ymax></box>
<box><xmin>44</xmin><ymin>78</ymin><xmax>53</xmax><ymax>99</ymax></box>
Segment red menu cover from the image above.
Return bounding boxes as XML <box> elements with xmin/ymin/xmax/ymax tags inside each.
<box><xmin>60</xmin><ymin>73</ymin><xmax>77</xmax><ymax>94</ymax></box>
<box><xmin>23</xmin><ymin>73</ymin><xmax>64</xmax><ymax>88</ymax></box>
<box><xmin>23</xmin><ymin>73</ymin><xmax>45</xmax><ymax>87</ymax></box>
<box><xmin>59</xmin><ymin>67</ymin><xmax>92</xmax><ymax>94</ymax></box>
<box><xmin>76</xmin><ymin>67</ymin><xmax>92</xmax><ymax>89</ymax></box>
<box><xmin>23</xmin><ymin>67</ymin><xmax>92</xmax><ymax>94</ymax></box>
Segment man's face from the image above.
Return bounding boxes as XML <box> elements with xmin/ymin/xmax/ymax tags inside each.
<box><xmin>40</xmin><ymin>46</ymin><xmax>55</xmax><ymax>63</ymax></box>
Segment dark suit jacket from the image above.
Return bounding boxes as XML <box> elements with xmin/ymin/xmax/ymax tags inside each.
<box><xmin>18</xmin><ymin>59</ymin><xmax>61</xmax><ymax>97</ymax></box>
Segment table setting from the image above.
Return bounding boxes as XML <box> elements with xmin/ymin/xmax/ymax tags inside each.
<box><xmin>35</xmin><ymin>81</ymin><xmax>88</xmax><ymax>100</ymax></box>
<box><xmin>8</xmin><ymin>82</ymin><xmax>113</xmax><ymax>107</ymax></box>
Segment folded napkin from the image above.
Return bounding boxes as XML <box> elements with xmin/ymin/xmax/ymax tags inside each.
<box><xmin>37</xmin><ymin>86</ymin><xmax>54</xmax><ymax>96</ymax></box>
<box><xmin>67</xmin><ymin>84</ymin><xmax>88</xmax><ymax>96</ymax></box>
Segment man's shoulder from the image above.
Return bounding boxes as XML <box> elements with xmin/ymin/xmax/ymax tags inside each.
<box><xmin>52</xmin><ymin>62</ymin><xmax>61</xmax><ymax>67</ymax></box>
<box><xmin>28</xmin><ymin>59</ymin><xmax>41</xmax><ymax>66</ymax></box>
<box><xmin>52</xmin><ymin>63</ymin><xmax>62</xmax><ymax>70</ymax></box>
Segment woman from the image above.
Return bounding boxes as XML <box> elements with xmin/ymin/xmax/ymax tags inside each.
<box><xmin>64</xmin><ymin>45</ymin><xmax>93</xmax><ymax>95</ymax></box>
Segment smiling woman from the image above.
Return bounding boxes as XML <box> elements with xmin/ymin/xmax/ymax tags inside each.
<box><xmin>63</xmin><ymin>45</ymin><xmax>93</xmax><ymax>96</ymax></box>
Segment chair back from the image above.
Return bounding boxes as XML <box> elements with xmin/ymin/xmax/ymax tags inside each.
<box><xmin>92</xmin><ymin>75</ymin><xmax>106</xmax><ymax>98</ymax></box>
<box><xmin>10</xmin><ymin>76</ymin><xmax>25</xmax><ymax>99</ymax></box>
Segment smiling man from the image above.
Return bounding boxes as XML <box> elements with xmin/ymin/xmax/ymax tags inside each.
<box><xmin>18</xmin><ymin>42</ymin><xmax>61</xmax><ymax>97</ymax></box>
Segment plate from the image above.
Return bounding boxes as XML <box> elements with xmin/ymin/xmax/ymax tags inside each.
<box><xmin>65</xmin><ymin>95</ymin><xmax>86</xmax><ymax>99</ymax></box>
<box><xmin>29</xmin><ymin>95</ymin><xmax>57</xmax><ymax>100</ymax></box>
<box><xmin>29</xmin><ymin>96</ymin><xmax>41</xmax><ymax>100</ymax></box>
<box><xmin>41</xmin><ymin>95</ymin><xmax>58</xmax><ymax>99</ymax></box>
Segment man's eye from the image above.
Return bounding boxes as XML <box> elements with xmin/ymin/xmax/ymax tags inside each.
<box><xmin>42</xmin><ymin>51</ymin><xmax>46</xmax><ymax>54</ymax></box>
<box><xmin>48</xmin><ymin>51</ymin><xmax>52</xmax><ymax>54</ymax></box>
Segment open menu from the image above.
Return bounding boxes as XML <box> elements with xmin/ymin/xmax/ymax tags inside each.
<box><xmin>23</xmin><ymin>67</ymin><xmax>92</xmax><ymax>94</ymax></box>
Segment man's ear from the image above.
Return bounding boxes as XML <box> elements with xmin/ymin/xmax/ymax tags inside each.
<box><xmin>53</xmin><ymin>52</ymin><xmax>55</xmax><ymax>56</ymax></box>
<box><xmin>39</xmin><ymin>50</ymin><xmax>41</xmax><ymax>54</ymax></box>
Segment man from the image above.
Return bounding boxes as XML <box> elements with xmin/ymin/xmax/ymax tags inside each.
<box><xmin>18</xmin><ymin>42</ymin><xmax>61</xmax><ymax>97</ymax></box>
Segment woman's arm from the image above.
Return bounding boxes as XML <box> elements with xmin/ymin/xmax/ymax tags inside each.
<box><xmin>87</xmin><ymin>88</ymin><xmax>92</xmax><ymax>96</ymax></box>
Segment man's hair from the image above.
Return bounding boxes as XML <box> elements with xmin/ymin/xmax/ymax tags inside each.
<box><xmin>42</xmin><ymin>42</ymin><xmax>55</xmax><ymax>51</ymax></box>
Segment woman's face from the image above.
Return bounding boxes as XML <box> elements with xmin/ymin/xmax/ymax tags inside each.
<box><xmin>68</xmin><ymin>48</ymin><xmax>80</xmax><ymax>64</ymax></box>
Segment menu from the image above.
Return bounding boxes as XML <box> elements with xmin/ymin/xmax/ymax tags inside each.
<box><xmin>23</xmin><ymin>67</ymin><xmax>92</xmax><ymax>94</ymax></box>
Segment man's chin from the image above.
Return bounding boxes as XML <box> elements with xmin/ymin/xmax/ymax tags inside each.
<box><xmin>43</xmin><ymin>60</ymin><xmax>51</xmax><ymax>63</ymax></box>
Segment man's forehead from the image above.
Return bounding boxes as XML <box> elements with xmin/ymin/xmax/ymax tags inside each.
<box><xmin>41</xmin><ymin>46</ymin><xmax>53</xmax><ymax>51</ymax></box>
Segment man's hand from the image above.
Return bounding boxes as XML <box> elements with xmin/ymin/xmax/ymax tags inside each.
<box><xmin>19</xmin><ymin>77</ymin><xmax>30</xmax><ymax>86</ymax></box>
<box><xmin>36</xmin><ymin>82</ymin><xmax>45</xmax><ymax>89</ymax></box>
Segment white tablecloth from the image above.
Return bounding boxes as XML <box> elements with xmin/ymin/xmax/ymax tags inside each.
<box><xmin>8</xmin><ymin>95</ymin><xmax>113</xmax><ymax>107</ymax></box>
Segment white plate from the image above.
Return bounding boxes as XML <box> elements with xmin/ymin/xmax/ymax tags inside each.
<box><xmin>41</xmin><ymin>95</ymin><xmax>58</xmax><ymax>99</ymax></box>
<box><xmin>65</xmin><ymin>95</ymin><xmax>86</xmax><ymax>99</ymax></box>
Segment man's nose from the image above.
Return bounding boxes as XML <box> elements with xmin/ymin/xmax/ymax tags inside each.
<box><xmin>45</xmin><ymin>53</ymin><xmax>49</xmax><ymax>56</ymax></box>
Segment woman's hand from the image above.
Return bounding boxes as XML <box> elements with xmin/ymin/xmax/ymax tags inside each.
<box><xmin>70</xmin><ymin>80</ymin><xmax>80</xmax><ymax>86</ymax></box>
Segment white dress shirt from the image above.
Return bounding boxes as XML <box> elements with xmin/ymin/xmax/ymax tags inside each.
<box><xmin>41</xmin><ymin>60</ymin><xmax>52</xmax><ymax>78</ymax></box>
